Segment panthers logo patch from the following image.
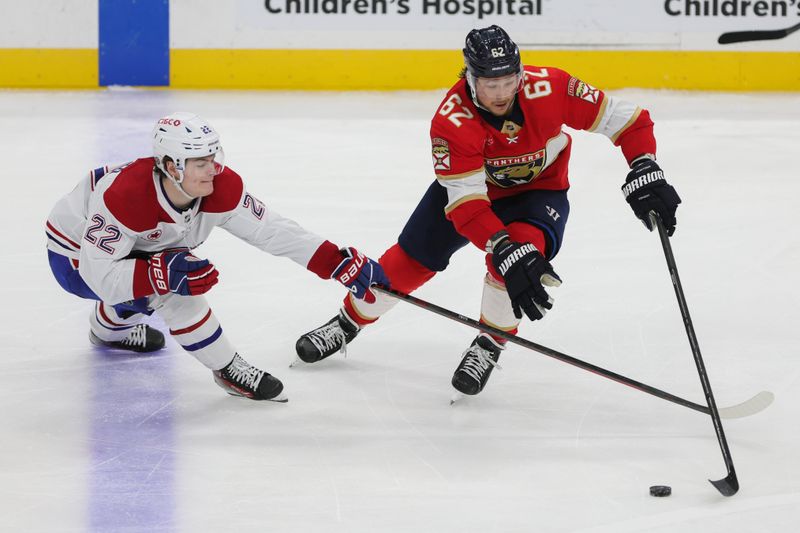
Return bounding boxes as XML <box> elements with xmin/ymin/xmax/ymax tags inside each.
<box><xmin>568</xmin><ymin>77</ymin><xmax>599</xmax><ymax>104</ymax></box>
<box><xmin>485</xmin><ymin>150</ymin><xmax>546</xmax><ymax>188</ymax></box>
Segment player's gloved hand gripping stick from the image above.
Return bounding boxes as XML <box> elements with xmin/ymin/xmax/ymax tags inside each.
<box><xmin>490</xmin><ymin>231</ymin><xmax>561</xmax><ymax>321</ymax></box>
<box><xmin>332</xmin><ymin>247</ymin><xmax>390</xmax><ymax>304</ymax></box>
<box><xmin>622</xmin><ymin>158</ymin><xmax>681</xmax><ymax>236</ymax></box>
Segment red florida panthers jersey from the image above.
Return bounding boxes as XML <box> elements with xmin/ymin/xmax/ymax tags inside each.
<box><xmin>429</xmin><ymin>65</ymin><xmax>656</xmax><ymax>249</ymax></box>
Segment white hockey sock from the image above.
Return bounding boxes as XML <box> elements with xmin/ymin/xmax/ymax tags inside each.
<box><xmin>480</xmin><ymin>274</ymin><xmax>520</xmax><ymax>334</ymax></box>
<box><xmin>89</xmin><ymin>301</ymin><xmax>144</xmax><ymax>342</ymax></box>
<box><xmin>347</xmin><ymin>290</ymin><xmax>400</xmax><ymax>323</ymax></box>
<box><xmin>150</xmin><ymin>293</ymin><xmax>235</xmax><ymax>370</ymax></box>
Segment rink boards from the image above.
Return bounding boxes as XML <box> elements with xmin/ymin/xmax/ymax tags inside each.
<box><xmin>1</xmin><ymin>1</ymin><xmax>799</xmax><ymax>90</ymax></box>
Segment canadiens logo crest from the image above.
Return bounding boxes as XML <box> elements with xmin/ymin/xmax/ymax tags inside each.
<box><xmin>431</xmin><ymin>137</ymin><xmax>451</xmax><ymax>171</ymax></box>
<box><xmin>568</xmin><ymin>77</ymin><xmax>599</xmax><ymax>104</ymax></box>
<box><xmin>145</xmin><ymin>229</ymin><xmax>163</xmax><ymax>241</ymax></box>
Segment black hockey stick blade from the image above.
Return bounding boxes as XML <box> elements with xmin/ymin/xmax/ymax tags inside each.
<box><xmin>710</xmin><ymin>472</ymin><xmax>740</xmax><ymax>497</ymax></box>
<box><xmin>718</xmin><ymin>21</ymin><xmax>800</xmax><ymax>44</ymax></box>
<box><xmin>373</xmin><ymin>286</ymin><xmax>770</xmax><ymax>420</ymax></box>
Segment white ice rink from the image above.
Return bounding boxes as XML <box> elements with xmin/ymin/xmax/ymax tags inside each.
<box><xmin>2</xmin><ymin>87</ymin><xmax>799</xmax><ymax>532</ymax></box>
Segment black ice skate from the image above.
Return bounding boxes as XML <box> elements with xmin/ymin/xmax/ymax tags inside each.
<box><xmin>294</xmin><ymin>312</ymin><xmax>359</xmax><ymax>363</ymax></box>
<box><xmin>451</xmin><ymin>334</ymin><xmax>503</xmax><ymax>398</ymax></box>
<box><xmin>89</xmin><ymin>324</ymin><xmax>165</xmax><ymax>353</ymax></box>
<box><xmin>213</xmin><ymin>353</ymin><xmax>286</xmax><ymax>402</ymax></box>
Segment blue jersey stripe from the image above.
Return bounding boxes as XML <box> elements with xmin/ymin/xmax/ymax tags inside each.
<box><xmin>47</xmin><ymin>232</ymin><xmax>78</xmax><ymax>252</ymax></box>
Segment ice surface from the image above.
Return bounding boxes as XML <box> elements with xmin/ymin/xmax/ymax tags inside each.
<box><xmin>1</xmin><ymin>87</ymin><xmax>798</xmax><ymax>532</ymax></box>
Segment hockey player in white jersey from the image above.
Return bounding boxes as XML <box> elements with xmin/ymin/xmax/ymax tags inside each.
<box><xmin>45</xmin><ymin>112</ymin><xmax>388</xmax><ymax>402</ymax></box>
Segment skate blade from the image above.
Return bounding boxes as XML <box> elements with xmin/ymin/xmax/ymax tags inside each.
<box><xmin>88</xmin><ymin>331</ymin><xmax>127</xmax><ymax>350</ymax></box>
<box><xmin>450</xmin><ymin>392</ymin><xmax>465</xmax><ymax>405</ymax></box>
<box><xmin>223</xmin><ymin>390</ymin><xmax>288</xmax><ymax>403</ymax></box>
<box><xmin>289</xmin><ymin>357</ymin><xmax>305</xmax><ymax>368</ymax></box>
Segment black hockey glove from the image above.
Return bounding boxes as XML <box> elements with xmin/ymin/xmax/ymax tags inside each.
<box><xmin>622</xmin><ymin>158</ymin><xmax>681</xmax><ymax>236</ymax></box>
<box><xmin>491</xmin><ymin>234</ymin><xmax>562</xmax><ymax>321</ymax></box>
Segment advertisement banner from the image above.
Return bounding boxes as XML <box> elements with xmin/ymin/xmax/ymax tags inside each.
<box><xmin>220</xmin><ymin>0</ymin><xmax>800</xmax><ymax>50</ymax></box>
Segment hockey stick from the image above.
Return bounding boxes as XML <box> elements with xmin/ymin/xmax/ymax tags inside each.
<box><xmin>649</xmin><ymin>212</ymin><xmax>738</xmax><ymax>496</ymax></box>
<box><xmin>718</xmin><ymin>21</ymin><xmax>800</xmax><ymax>44</ymax></box>
<box><xmin>373</xmin><ymin>287</ymin><xmax>771</xmax><ymax>420</ymax></box>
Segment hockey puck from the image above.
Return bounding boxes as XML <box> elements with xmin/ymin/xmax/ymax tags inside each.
<box><xmin>649</xmin><ymin>485</ymin><xmax>672</xmax><ymax>497</ymax></box>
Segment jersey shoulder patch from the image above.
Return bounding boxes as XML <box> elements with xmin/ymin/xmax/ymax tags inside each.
<box><xmin>103</xmin><ymin>158</ymin><xmax>170</xmax><ymax>233</ymax></box>
<box><xmin>566</xmin><ymin>76</ymin><xmax>600</xmax><ymax>104</ymax></box>
<box><xmin>431</xmin><ymin>137</ymin><xmax>452</xmax><ymax>172</ymax></box>
<box><xmin>200</xmin><ymin>167</ymin><xmax>244</xmax><ymax>214</ymax></box>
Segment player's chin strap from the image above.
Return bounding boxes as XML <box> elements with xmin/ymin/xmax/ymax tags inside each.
<box><xmin>161</xmin><ymin>168</ymin><xmax>197</xmax><ymax>202</ymax></box>
<box><xmin>154</xmin><ymin>156</ymin><xmax>198</xmax><ymax>202</ymax></box>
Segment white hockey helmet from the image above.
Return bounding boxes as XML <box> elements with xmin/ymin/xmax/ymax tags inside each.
<box><xmin>152</xmin><ymin>112</ymin><xmax>225</xmax><ymax>194</ymax></box>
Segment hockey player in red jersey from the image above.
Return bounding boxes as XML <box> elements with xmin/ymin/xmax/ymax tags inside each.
<box><xmin>46</xmin><ymin>112</ymin><xmax>388</xmax><ymax>402</ymax></box>
<box><xmin>295</xmin><ymin>26</ymin><xmax>681</xmax><ymax>398</ymax></box>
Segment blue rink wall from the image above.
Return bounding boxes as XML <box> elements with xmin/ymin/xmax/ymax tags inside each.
<box><xmin>1</xmin><ymin>0</ymin><xmax>799</xmax><ymax>91</ymax></box>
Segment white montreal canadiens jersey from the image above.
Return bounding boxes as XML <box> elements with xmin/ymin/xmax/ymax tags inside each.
<box><xmin>46</xmin><ymin>158</ymin><xmax>327</xmax><ymax>304</ymax></box>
